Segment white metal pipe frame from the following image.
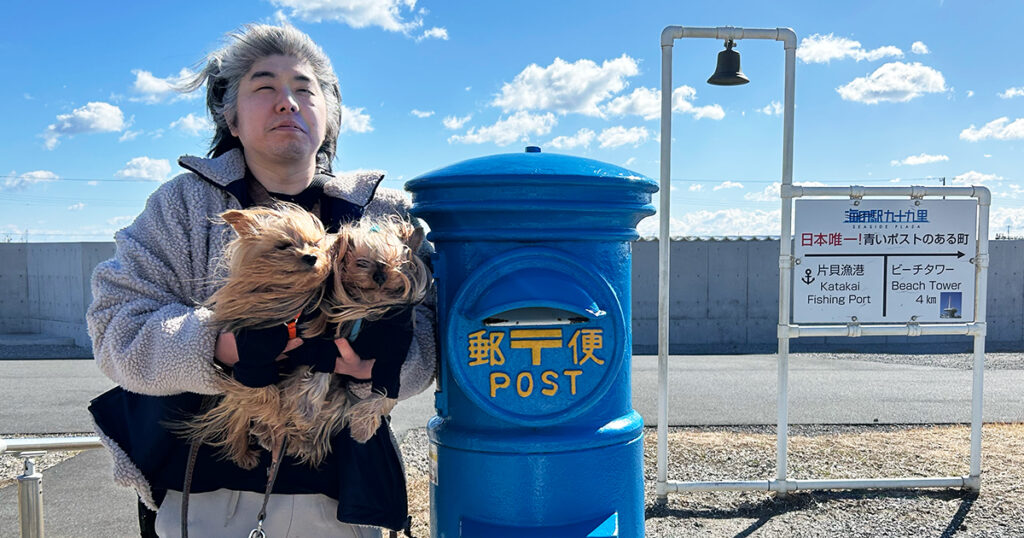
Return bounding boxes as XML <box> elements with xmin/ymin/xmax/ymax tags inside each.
<box><xmin>1</xmin><ymin>436</ymin><xmax>103</xmax><ymax>538</ymax></box>
<box><xmin>656</xmin><ymin>25</ymin><xmax>991</xmax><ymax>502</ymax></box>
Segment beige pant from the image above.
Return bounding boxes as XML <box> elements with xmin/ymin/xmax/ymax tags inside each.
<box><xmin>155</xmin><ymin>489</ymin><xmax>383</xmax><ymax>537</ymax></box>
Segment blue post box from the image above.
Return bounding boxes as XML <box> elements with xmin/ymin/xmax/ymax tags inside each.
<box><xmin>406</xmin><ymin>147</ymin><xmax>657</xmax><ymax>538</ymax></box>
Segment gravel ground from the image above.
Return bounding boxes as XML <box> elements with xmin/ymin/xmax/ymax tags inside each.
<box><xmin>0</xmin><ymin>434</ymin><xmax>87</xmax><ymax>489</ymax></box>
<box><xmin>401</xmin><ymin>424</ymin><xmax>1024</xmax><ymax>537</ymax></box>
<box><xmin>3</xmin><ymin>425</ymin><xmax>1020</xmax><ymax>536</ymax></box>
<box><xmin>809</xmin><ymin>351</ymin><xmax>1024</xmax><ymax>371</ymax></box>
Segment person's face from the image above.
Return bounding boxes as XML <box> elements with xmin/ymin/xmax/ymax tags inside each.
<box><xmin>229</xmin><ymin>55</ymin><xmax>328</xmax><ymax>168</ymax></box>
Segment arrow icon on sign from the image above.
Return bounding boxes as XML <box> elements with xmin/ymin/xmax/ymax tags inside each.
<box><xmin>805</xmin><ymin>251</ymin><xmax>965</xmax><ymax>258</ymax></box>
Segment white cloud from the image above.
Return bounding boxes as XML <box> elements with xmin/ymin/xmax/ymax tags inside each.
<box><xmin>42</xmin><ymin>102</ymin><xmax>126</xmax><ymax>149</ymax></box>
<box><xmin>548</xmin><ymin>128</ymin><xmax>595</xmax><ymax>149</ymax></box>
<box><xmin>624</xmin><ymin>157</ymin><xmax>636</xmax><ymax>166</ymax></box>
<box><xmin>448</xmin><ymin>111</ymin><xmax>556</xmax><ymax>146</ymax></box>
<box><xmin>269</xmin><ymin>0</ymin><xmax>425</xmax><ymax>34</ymax></box>
<box><xmin>952</xmin><ymin>170</ymin><xmax>1003</xmax><ymax>185</ymax></box>
<box><xmin>442</xmin><ymin>114</ymin><xmax>472</xmax><ymax>130</ymax></box>
<box><xmin>966</xmin><ymin>90</ymin><xmax>975</xmax><ymax>98</ymax></box>
<box><xmin>637</xmin><ymin>208</ymin><xmax>781</xmax><ymax>238</ymax></box>
<box><xmin>170</xmin><ymin>113</ymin><xmax>214</xmax><ymax>136</ymax></box>
<box><xmin>998</xmin><ymin>87</ymin><xmax>1024</xmax><ymax>99</ymax></box>
<box><xmin>601</xmin><ymin>85</ymin><xmax>724</xmax><ymax>121</ymax></box>
<box><xmin>492</xmin><ymin>55</ymin><xmax>639</xmax><ymax>117</ymax></box>
<box><xmin>115</xmin><ymin>157</ymin><xmax>172</xmax><ymax>182</ymax></box>
<box><xmin>597</xmin><ymin>126</ymin><xmax>650</xmax><ymax>148</ymax></box>
<box><xmin>118</xmin><ymin>129</ymin><xmax>142</xmax><ymax>142</ymax></box>
<box><xmin>959</xmin><ymin>117</ymin><xmax>1024</xmax><ymax>141</ymax></box>
<box><xmin>3</xmin><ymin>170</ymin><xmax>58</xmax><ymax>191</ymax></box>
<box><xmin>757</xmin><ymin>101</ymin><xmax>783</xmax><ymax>116</ymax></box>
<box><xmin>410</xmin><ymin>109</ymin><xmax>435</xmax><ymax>118</ymax></box>
<box><xmin>797</xmin><ymin>33</ymin><xmax>903</xmax><ymax>64</ymax></box>
<box><xmin>911</xmin><ymin>41</ymin><xmax>930</xmax><ymax>55</ymax></box>
<box><xmin>744</xmin><ymin>181</ymin><xmax>826</xmax><ymax>202</ymax></box>
<box><xmin>602</xmin><ymin>87</ymin><xmax>659</xmax><ymax>119</ymax></box>
<box><xmin>130</xmin><ymin>68</ymin><xmax>197</xmax><ymax>104</ymax></box>
<box><xmin>993</xmin><ymin>184</ymin><xmax>1023</xmax><ymax>199</ymax></box>
<box><xmin>107</xmin><ymin>216</ymin><xmax>134</xmax><ymax>227</ymax></box>
<box><xmin>713</xmin><ymin>180</ymin><xmax>744</xmax><ymax>191</ymax></box>
<box><xmin>671</xmin><ymin>86</ymin><xmax>725</xmax><ymax>120</ymax></box>
<box><xmin>67</xmin><ymin>203</ymin><xmax>85</xmax><ymax>211</ymax></box>
<box><xmin>340</xmin><ymin>105</ymin><xmax>373</xmax><ymax>133</ymax></box>
<box><xmin>991</xmin><ymin>207</ymin><xmax>1024</xmax><ymax>238</ymax></box>
<box><xmin>984</xmin><ymin>154</ymin><xmax>992</xmax><ymax>158</ymax></box>
<box><xmin>688</xmin><ymin>183</ymin><xmax>704</xmax><ymax>192</ymax></box>
<box><xmin>418</xmin><ymin>27</ymin><xmax>448</xmax><ymax>41</ymax></box>
<box><xmin>836</xmin><ymin>62</ymin><xmax>946</xmax><ymax>104</ymax></box>
<box><xmin>890</xmin><ymin>153</ymin><xmax>949</xmax><ymax>166</ymax></box>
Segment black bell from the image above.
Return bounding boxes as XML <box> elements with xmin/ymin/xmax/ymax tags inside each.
<box><xmin>707</xmin><ymin>40</ymin><xmax>749</xmax><ymax>86</ymax></box>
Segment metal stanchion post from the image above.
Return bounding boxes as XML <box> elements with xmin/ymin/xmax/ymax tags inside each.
<box><xmin>17</xmin><ymin>451</ymin><xmax>46</xmax><ymax>538</ymax></box>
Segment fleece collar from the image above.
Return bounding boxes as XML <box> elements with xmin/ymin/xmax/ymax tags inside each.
<box><xmin>178</xmin><ymin>149</ymin><xmax>385</xmax><ymax>208</ymax></box>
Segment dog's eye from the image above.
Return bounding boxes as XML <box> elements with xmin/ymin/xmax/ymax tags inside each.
<box><xmin>355</xmin><ymin>259</ymin><xmax>372</xmax><ymax>269</ymax></box>
<box><xmin>276</xmin><ymin>243</ymin><xmax>290</xmax><ymax>251</ymax></box>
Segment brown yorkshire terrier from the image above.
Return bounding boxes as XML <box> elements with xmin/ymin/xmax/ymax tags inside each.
<box><xmin>179</xmin><ymin>204</ymin><xmax>429</xmax><ymax>469</ymax></box>
<box><xmin>300</xmin><ymin>216</ymin><xmax>429</xmax><ymax>448</ymax></box>
<box><xmin>177</xmin><ymin>202</ymin><xmax>333</xmax><ymax>469</ymax></box>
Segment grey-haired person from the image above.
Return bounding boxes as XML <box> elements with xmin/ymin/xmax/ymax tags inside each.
<box><xmin>87</xmin><ymin>24</ymin><xmax>435</xmax><ymax>537</ymax></box>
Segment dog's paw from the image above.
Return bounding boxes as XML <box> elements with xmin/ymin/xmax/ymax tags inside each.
<box><xmin>233</xmin><ymin>448</ymin><xmax>261</xmax><ymax>470</ymax></box>
<box><xmin>347</xmin><ymin>416</ymin><xmax>381</xmax><ymax>443</ymax></box>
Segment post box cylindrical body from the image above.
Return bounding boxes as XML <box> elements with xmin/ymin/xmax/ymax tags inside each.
<box><xmin>407</xmin><ymin>148</ymin><xmax>657</xmax><ymax>538</ymax></box>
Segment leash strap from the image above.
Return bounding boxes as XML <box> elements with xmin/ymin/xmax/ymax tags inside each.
<box><xmin>180</xmin><ymin>440</ymin><xmax>201</xmax><ymax>538</ymax></box>
<box><xmin>249</xmin><ymin>437</ymin><xmax>287</xmax><ymax>538</ymax></box>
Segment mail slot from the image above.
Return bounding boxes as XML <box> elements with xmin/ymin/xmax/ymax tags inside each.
<box><xmin>407</xmin><ymin>147</ymin><xmax>657</xmax><ymax>537</ymax></box>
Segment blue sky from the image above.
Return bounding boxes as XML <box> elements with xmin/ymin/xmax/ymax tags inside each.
<box><xmin>3</xmin><ymin>0</ymin><xmax>1023</xmax><ymax>241</ymax></box>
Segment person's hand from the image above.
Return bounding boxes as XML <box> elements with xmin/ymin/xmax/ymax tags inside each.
<box><xmin>334</xmin><ymin>338</ymin><xmax>376</xmax><ymax>379</ymax></box>
<box><xmin>228</xmin><ymin>325</ymin><xmax>301</xmax><ymax>387</ymax></box>
<box><xmin>348</xmin><ymin>306</ymin><xmax>414</xmax><ymax>396</ymax></box>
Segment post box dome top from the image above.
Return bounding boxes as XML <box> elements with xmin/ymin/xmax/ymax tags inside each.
<box><xmin>405</xmin><ymin>147</ymin><xmax>658</xmax><ymax>189</ymax></box>
<box><xmin>405</xmin><ymin>147</ymin><xmax>657</xmax><ymax>242</ymax></box>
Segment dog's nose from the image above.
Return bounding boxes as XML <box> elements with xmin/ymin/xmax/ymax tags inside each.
<box><xmin>301</xmin><ymin>254</ymin><xmax>318</xmax><ymax>266</ymax></box>
<box><xmin>372</xmin><ymin>269</ymin><xmax>387</xmax><ymax>286</ymax></box>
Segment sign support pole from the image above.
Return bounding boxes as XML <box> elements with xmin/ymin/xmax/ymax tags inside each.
<box><xmin>656</xmin><ymin>25</ymin><xmax>991</xmax><ymax>500</ymax></box>
<box><xmin>657</xmin><ymin>24</ymin><xmax>797</xmax><ymax>505</ymax></box>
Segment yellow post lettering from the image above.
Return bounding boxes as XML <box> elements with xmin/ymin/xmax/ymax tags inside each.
<box><xmin>490</xmin><ymin>372</ymin><xmax>510</xmax><ymax>397</ymax></box>
<box><xmin>563</xmin><ymin>369</ymin><xmax>583</xmax><ymax>395</ymax></box>
<box><xmin>541</xmin><ymin>370</ymin><xmax>559</xmax><ymax>396</ymax></box>
<box><xmin>516</xmin><ymin>372</ymin><xmax>534</xmax><ymax>397</ymax></box>
<box><xmin>509</xmin><ymin>329</ymin><xmax>562</xmax><ymax>366</ymax></box>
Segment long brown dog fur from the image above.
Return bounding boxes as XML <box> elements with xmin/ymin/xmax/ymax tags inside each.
<box><xmin>176</xmin><ymin>202</ymin><xmax>333</xmax><ymax>469</ymax></box>
<box><xmin>301</xmin><ymin>216</ymin><xmax>429</xmax><ymax>446</ymax></box>
<box><xmin>178</xmin><ymin>204</ymin><xmax>429</xmax><ymax>469</ymax></box>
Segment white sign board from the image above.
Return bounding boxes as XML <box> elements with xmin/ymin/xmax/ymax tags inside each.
<box><xmin>793</xmin><ymin>199</ymin><xmax>977</xmax><ymax>323</ymax></box>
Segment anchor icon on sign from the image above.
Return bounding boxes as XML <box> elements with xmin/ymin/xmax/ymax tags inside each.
<box><xmin>801</xmin><ymin>268</ymin><xmax>815</xmax><ymax>285</ymax></box>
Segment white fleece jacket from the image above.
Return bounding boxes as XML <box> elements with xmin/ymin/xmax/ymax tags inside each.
<box><xmin>87</xmin><ymin>149</ymin><xmax>437</xmax><ymax>508</ymax></box>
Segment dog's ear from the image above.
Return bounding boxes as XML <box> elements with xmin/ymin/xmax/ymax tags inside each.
<box><xmin>220</xmin><ymin>210</ymin><xmax>259</xmax><ymax>237</ymax></box>
<box><xmin>406</xmin><ymin>226</ymin><xmax>425</xmax><ymax>255</ymax></box>
<box><xmin>329</xmin><ymin>232</ymin><xmax>348</xmax><ymax>261</ymax></box>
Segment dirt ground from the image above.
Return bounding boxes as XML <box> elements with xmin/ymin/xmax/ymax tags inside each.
<box><xmin>402</xmin><ymin>424</ymin><xmax>1024</xmax><ymax>537</ymax></box>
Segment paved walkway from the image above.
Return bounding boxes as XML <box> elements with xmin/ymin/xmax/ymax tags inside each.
<box><xmin>2</xmin><ymin>354</ymin><xmax>1022</xmax><ymax>537</ymax></box>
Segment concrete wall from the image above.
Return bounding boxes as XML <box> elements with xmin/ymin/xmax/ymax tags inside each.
<box><xmin>2</xmin><ymin>240</ymin><xmax>1022</xmax><ymax>353</ymax></box>
<box><xmin>631</xmin><ymin>239</ymin><xmax>1024</xmax><ymax>354</ymax></box>
<box><xmin>0</xmin><ymin>244</ymin><xmax>30</xmax><ymax>334</ymax></box>
<box><xmin>0</xmin><ymin>243</ymin><xmax>115</xmax><ymax>346</ymax></box>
